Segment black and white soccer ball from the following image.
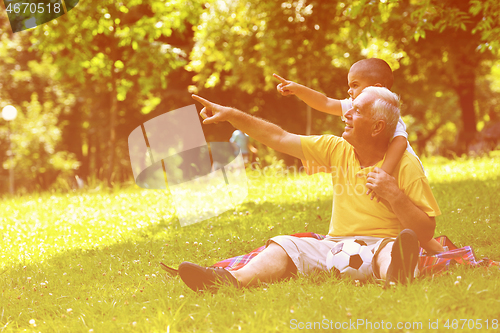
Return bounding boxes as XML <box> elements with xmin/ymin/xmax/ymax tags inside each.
<box><xmin>326</xmin><ymin>239</ymin><xmax>374</xmax><ymax>281</ymax></box>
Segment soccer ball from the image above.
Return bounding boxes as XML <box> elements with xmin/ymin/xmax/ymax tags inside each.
<box><xmin>326</xmin><ymin>239</ymin><xmax>374</xmax><ymax>281</ymax></box>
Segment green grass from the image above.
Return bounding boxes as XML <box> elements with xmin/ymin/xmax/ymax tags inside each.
<box><xmin>1</xmin><ymin>153</ymin><xmax>500</xmax><ymax>332</ymax></box>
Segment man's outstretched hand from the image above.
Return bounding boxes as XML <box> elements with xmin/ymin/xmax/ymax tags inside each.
<box><xmin>192</xmin><ymin>94</ymin><xmax>232</xmax><ymax>125</ymax></box>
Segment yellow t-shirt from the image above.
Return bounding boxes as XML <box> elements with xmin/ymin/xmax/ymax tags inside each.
<box><xmin>300</xmin><ymin>135</ymin><xmax>441</xmax><ymax>238</ymax></box>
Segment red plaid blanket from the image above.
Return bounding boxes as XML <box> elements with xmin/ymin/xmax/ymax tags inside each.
<box><xmin>213</xmin><ymin>233</ymin><xmax>500</xmax><ymax>276</ymax></box>
<box><xmin>418</xmin><ymin>235</ymin><xmax>499</xmax><ymax>275</ymax></box>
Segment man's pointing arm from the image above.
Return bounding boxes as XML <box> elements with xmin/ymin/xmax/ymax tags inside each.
<box><xmin>192</xmin><ymin>94</ymin><xmax>305</xmax><ymax>160</ymax></box>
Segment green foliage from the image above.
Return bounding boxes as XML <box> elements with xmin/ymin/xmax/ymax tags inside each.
<box><xmin>0</xmin><ymin>30</ymin><xmax>80</xmax><ymax>193</ymax></box>
<box><xmin>30</xmin><ymin>0</ymin><xmax>200</xmax><ymax>93</ymax></box>
<box><xmin>189</xmin><ymin>0</ymin><xmax>354</xmax><ymax>93</ymax></box>
<box><xmin>347</xmin><ymin>0</ymin><xmax>500</xmax><ymax>52</ymax></box>
<box><xmin>5</xmin><ymin>93</ymin><xmax>80</xmax><ymax>193</ymax></box>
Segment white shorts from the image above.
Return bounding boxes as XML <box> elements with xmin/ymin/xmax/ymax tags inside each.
<box><xmin>268</xmin><ymin>235</ymin><xmax>392</xmax><ymax>276</ymax></box>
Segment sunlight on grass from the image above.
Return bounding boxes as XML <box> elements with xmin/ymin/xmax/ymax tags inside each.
<box><xmin>0</xmin><ymin>190</ymin><xmax>177</xmax><ymax>269</ymax></box>
<box><xmin>424</xmin><ymin>153</ymin><xmax>500</xmax><ymax>183</ymax></box>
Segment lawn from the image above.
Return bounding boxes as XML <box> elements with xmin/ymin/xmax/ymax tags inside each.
<box><xmin>1</xmin><ymin>153</ymin><xmax>500</xmax><ymax>332</ymax></box>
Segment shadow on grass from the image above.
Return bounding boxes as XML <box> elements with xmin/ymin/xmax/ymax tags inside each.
<box><xmin>1</xmin><ymin>194</ymin><xmax>337</xmax><ymax>332</ymax></box>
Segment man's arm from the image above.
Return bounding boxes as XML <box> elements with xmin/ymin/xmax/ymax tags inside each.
<box><xmin>192</xmin><ymin>95</ymin><xmax>305</xmax><ymax>160</ymax></box>
<box><xmin>366</xmin><ymin>167</ymin><xmax>436</xmax><ymax>243</ymax></box>
<box><xmin>273</xmin><ymin>74</ymin><xmax>343</xmax><ymax>116</ymax></box>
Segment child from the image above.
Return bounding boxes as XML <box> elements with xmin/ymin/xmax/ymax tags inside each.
<box><xmin>274</xmin><ymin>58</ymin><xmax>443</xmax><ymax>255</ymax></box>
<box><xmin>230</xmin><ymin>129</ymin><xmax>258</xmax><ymax>163</ymax></box>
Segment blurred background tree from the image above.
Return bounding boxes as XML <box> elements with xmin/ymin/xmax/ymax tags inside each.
<box><xmin>0</xmin><ymin>0</ymin><xmax>499</xmax><ymax>194</ymax></box>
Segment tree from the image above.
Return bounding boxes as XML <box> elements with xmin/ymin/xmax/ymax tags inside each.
<box><xmin>0</xmin><ymin>14</ymin><xmax>80</xmax><ymax>193</ymax></box>
<box><xmin>29</xmin><ymin>0</ymin><xmax>203</xmax><ymax>185</ymax></box>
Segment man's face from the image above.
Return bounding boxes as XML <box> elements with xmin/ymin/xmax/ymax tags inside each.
<box><xmin>342</xmin><ymin>91</ymin><xmax>375</xmax><ymax>146</ymax></box>
<box><xmin>347</xmin><ymin>66</ymin><xmax>374</xmax><ymax>100</ymax></box>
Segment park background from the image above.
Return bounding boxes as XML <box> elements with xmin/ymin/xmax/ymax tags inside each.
<box><xmin>0</xmin><ymin>0</ymin><xmax>499</xmax><ymax>194</ymax></box>
<box><xmin>1</xmin><ymin>1</ymin><xmax>500</xmax><ymax>332</ymax></box>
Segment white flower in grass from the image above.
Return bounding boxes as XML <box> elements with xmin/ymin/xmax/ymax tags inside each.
<box><xmin>29</xmin><ymin>319</ymin><xmax>36</xmax><ymax>327</ymax></box>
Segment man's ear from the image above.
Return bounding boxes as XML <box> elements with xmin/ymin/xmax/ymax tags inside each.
<box><xmin>372</xmin><ymin>120</ymin><xmax>386</xmax><ymax>137</ymax></box>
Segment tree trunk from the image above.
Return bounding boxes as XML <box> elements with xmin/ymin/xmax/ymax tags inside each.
<box><xmin>306</xmin><ymin>61</ymin><xmax>312</xmax><ymax>135</ymax></box>
<box><xmin>454</xmin><ymin>72</ymin><xmax>477</xmax><ymax>153</ymax></box>
<box><xmin>59</xmin><ymin>98</ymin><xmax>83</xmax><ymax>173</ymax></box>
<box><xmin>107</xmin><ymin>79</ymin><xmax>117</xmax><ymax>187</ymax></box>
<box><xmin>306</xmin><ymin>105</ymin><xmax>311</xmax><ymax>136</ymax></box>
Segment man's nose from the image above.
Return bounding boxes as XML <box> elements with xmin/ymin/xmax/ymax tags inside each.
<box><xmin>344</xmin><ymin>108</ymin><xmax>353</xmax><ymax>118</ymax></box>
<box><xmin>348</xmin><ymin>87</ymin><xmax>353</xmax><ymax>98</ymax></box>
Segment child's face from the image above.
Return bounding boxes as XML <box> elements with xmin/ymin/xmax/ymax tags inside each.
<box><xmin>347</xmin><ymin>66</ymin><xmax>376</xmax><ymax>100</ymax></box>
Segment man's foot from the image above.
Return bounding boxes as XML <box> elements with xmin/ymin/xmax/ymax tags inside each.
<box><xmin>178</xmin><ymin>262</ymin><xmax>240</xmax><ymax>292</ymax></box>
<box><xmin>385</xmin><ymin>229</ymin><xmax>419</xmax><ymax>288</ymax></box>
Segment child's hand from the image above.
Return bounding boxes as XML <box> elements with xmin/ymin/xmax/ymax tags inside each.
<box><xmin>366</xmin><ymin>189</ymin><xmax>381</xmax><ymax>203</ymax></box>
<box><xmin>273</xmin><ymin>74</ymin><xmax>298</xmax><ymax>96</ymax></box>
<box><xmin>366</xmin><ymin>167</ymin><xmax>399</xmax><ymax>203</ymax></box>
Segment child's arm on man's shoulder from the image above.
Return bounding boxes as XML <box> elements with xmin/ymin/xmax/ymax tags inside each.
<box><xmin>381</xmin><ymin>136</ymin><xmax>407</xmax><ymax>175</ymax></box>
<box><xmin>367</xmin><ymin>136</ymin><xmax>407</xmax><ymax>201</ymax></box>
<box><xmin>273</xmin><ymin>73</ymin><xmax>342</xmax><ymax>116</ymax></box>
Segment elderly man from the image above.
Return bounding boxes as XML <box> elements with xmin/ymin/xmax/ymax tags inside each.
<box><xmin>179</xmin><ymin>86</ymin><xmax>442</xmax><ymax>291</ymax></box>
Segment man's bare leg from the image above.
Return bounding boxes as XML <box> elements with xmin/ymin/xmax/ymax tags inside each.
<box><xmin>375</xmin><ymin>242</ymin><xmax>393</xmax><ymax>280</ymax></box>
<box><xmin>230</xmin><ymin>242</ymin><xmax>294</xmax><ymax>286</ymax></box>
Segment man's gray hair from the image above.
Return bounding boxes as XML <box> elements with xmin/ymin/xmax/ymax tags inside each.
<box><xmin>362</xmin><ymin>86</ymin><xmax>400</xmax><ymax>138</ymax></box>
